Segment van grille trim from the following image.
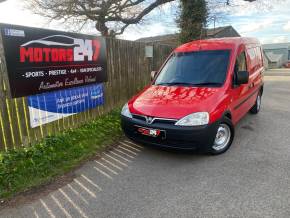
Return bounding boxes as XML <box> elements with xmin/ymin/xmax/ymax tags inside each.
<box><xmin>132</xmin><ymin>114</ymin><xmax>178</xmax><ymax>125</ymax></box>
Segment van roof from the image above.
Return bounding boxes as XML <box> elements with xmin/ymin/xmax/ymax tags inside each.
<box><xmin>174</xmin><ymin>37</ymin><xmax>261</xmax><ymax>53</ymax></box>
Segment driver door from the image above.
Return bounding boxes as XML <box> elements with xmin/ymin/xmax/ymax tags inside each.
<box><xmin>231</xmin><ymin>51</ymin><xmax>251</xmax><ymax>124</ymax></box>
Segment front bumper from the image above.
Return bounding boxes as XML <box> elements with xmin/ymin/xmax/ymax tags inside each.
<box><xmin>121</xmin><ymin>115</ymin><xmax>220</xmax><ymax>150</ymax></box>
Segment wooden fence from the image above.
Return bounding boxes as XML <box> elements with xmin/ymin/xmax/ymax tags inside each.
<box><xmin>0</xmin><ymin>37</ymin><xmax>173</xmax><ymax>151</ymax></box>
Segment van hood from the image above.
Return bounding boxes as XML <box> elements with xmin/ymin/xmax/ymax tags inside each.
<box><xmin>129</xmin><ymin>85</ymin><xmax>223</xmax><ymax>119</ymax></box>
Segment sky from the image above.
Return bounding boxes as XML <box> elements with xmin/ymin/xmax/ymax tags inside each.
<box><xmin>0</xmin><ymin>0</ymin><xmax>290</xmax><ymax>44</ymax></box>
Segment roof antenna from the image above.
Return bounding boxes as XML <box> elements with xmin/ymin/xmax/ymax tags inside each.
<box><xmin>198</xmin><ymin>25</ymin><xmax>204</xmax><ymax>50</ymax></box>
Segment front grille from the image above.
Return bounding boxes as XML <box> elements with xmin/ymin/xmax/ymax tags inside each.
<box><xmin>132</xmin><ymin>114</ymin><xmax>146</xmax><ymax>122</ymax></box>
<box><xmin>154</xmin><ymin>119</ymin><xmax>176</xmax><ymax>125</ymax></box>
<box><xmin>132</xmin><ymin>114</ymin><xmax>177</xmax><ymax>125</ymax></box>
<box><xmin>125</xmin><ymin>130</ymin><xmax>199</xmax><ymax>149</ymax></box>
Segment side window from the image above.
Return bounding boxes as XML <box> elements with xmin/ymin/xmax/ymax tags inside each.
<box><xmin>247</xmin><ymin>47</ymin><xmax>263</xmax><ymax>72</ymax></box>
<box><xmin>233</xmin><ymin>51</ymin><xmax>247</xmax><ymax>87</ymax></box>
<box><xmin>255</xmin><ymin>47</ymin><xmax>262</xmax><ymax>68</ymax></box>
<box><xmin>237</xmin><ymin>52</ymin><xmax>247</xmax><ymax>71</ymax></box>
<box><xmin>247</xmin><ymin>48</ymin><xmax>256</xmax><ymax>72</ymax></box>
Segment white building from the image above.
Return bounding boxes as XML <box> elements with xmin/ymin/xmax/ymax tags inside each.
<box><xmin>263</xmin><ymin>43</ymin><xmax>290</xmax><ymax>68</ymax></box>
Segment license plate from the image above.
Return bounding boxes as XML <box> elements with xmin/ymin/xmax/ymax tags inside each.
<box><xmin>135</xmin><ymin>126</ymin><xmax>165</xmax><ymax>138</ymax></box>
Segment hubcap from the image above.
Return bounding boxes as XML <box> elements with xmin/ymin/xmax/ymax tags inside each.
<box><xmin>213</xmin><ymin>124</ymin><xmax>231</xmax><ymax>151</ymax></box>
<box><xmin>257</xmin><ymin>94</ymin><xmax>261</xmax><ymax>111</ymax></box>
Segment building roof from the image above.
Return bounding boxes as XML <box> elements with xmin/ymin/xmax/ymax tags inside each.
<box><xmin>206</xmin><ymin>26</ymin><xmax>236</xmax><ymax>37</ymax></box>
<box><xmin>263</xmin><ymin>43</ymin><xmax>290</xmax><ymax>50</ymax></box>
<box><xmin>136</xmin><ymin>34</ymin><xmax>178</xmax><ymax>44</ymax></box>
<box><xmin>136</xmin><ymin>26</ymin><xmax>240</xmax><ymax>46</ymax></box>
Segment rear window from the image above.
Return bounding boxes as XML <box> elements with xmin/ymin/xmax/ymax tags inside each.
<box><xmin>154</xmin><ymin>50</ymin><xmax>231</xmax><ymax>87</ymax></box>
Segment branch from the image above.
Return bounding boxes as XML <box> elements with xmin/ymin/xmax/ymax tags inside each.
<box><xmin>227</xmin><ymin>0</ymin><xmax>256</xmax><ymax>4</ymax></box>
<box><xmin>24</xmin><ymin>0</ymin><xmax>258</xmax><ymax>37</ymax></box>
<box><xmin>113</xmin><ymin>23</ymin><xmax>130</xmax><ymax>36</ymax></box>
<box><xmin>110</xmin><ymin>0</ymin><xmax>175</xmax><ymax>24</ymax></box>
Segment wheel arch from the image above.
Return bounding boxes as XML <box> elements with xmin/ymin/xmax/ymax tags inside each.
<box><xmin>222</xmin><ymin>110</ymin><xmax>232</xmax><ymax>121</ymax></box>
<box><xmin>260</xmin><ymin>85</ymin><xmax>264</xmax><ymax>96</ymax></box>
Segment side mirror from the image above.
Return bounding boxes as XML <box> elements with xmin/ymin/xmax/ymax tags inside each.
<box><xmin>236</xmin><ymin>71</ymin><xmax>249</xmax><ymax>85</ymax></box>
<box><xmin>150</xmin><ymin>71</ymin><xmax>157</xmax><ymax>81</ymax></box>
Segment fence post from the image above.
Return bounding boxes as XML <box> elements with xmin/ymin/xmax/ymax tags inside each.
<box><xmin>0</xmin><ymin>32</ymin><xmax>15</xmax><ymax>150</ymax></box>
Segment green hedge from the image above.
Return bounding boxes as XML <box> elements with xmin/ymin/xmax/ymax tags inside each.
<box><xmin>0</xmin><ymin>109</ymin><xmax>122</xmax><ymax>198</ymax></box>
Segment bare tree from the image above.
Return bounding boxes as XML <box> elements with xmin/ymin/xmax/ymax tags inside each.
<box><xmin>26</xmin><ymin>0</ymin><xmax>257</xmax><ymax>37</ymax></box>
<box><xmin>226</xmin><ymin>0</ymin><xmax>256</xmax><ymax>4</ymax></box>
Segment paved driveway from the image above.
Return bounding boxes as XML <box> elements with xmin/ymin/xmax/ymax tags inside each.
<box><xmin>1</xmin><ymin>72</ymin><xmax>290</xmax><ymax>218</ymax></box>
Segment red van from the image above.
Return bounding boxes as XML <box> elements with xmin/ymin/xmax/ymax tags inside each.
<box><xmin>121</xmin><ymin>37</ymin><xmax>264</xmax><ymax>155</ymax></box>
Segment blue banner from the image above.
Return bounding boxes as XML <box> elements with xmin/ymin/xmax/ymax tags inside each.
<box><xmin>28</xmin><ymin>83</ymin><xmax>104</xmax><ymax>128</ymax></box>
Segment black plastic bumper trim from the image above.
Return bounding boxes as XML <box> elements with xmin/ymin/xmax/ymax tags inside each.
<box><xmin>121</xmin><ymin>115</ymin><xmax>221</xmax><ymax>150</ymax></box>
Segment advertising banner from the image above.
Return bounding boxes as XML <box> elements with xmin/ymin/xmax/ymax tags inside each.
<box><xmin>28</xmin><ymin>83</ymin><xmax>104</xmax><ymax>128</ymax></box>
<box><xmin>0</xmin><ymin>23</ymin><xmax>107</xmax><ymax>98</ymax></box>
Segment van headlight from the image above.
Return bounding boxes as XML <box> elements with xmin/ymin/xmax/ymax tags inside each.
<box><xmin>121</xmin><ymin>103</ymin><xmax>132</xmax><ymax>118</ymax></box>
<box><xmin>175</xmin><ymin>112</ymin><xmax>209</xmax><ymax>126</ymax></box>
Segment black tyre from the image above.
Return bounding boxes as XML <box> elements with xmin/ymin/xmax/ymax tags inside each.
<box><xmin>250</xmin><ymin>91</ymin><xmax>262</xmax><ymax>114</ymax></box>
<box><xmin>208</xmin><ymin>117</ymin><xmax>235</xmax><ymax>155</ymax></box>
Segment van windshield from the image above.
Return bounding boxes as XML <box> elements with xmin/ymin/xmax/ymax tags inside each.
<box><xmin>154</xmin><ymin>50</ymin><xmax>231</xmax><ymax>87</ymax></box>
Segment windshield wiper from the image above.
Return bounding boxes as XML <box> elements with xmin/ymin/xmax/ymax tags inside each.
<box><xmin>191</xmin><ymin>82</ymin><xmax>222</xmax><ymax>87</ymax></box>
<box><xmin>156</xmin><ymin>82</ymin><xmax>222</xmax><ymax>87</ymax></box>
<box><xmin>156</xmin><ymin>82</ymin><xmax>197</xmax><ymax>86</ymax></box>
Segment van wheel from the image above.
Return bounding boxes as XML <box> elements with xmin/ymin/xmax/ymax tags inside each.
<box><xmin>209</xmin><ymin>118</ymin><xmax>234</xmax><ymax>155</ymax></box>
<box><xmin>250</xmin><ymin>91</ymin><xmax>262</xmax><ymax>114</ymax></box>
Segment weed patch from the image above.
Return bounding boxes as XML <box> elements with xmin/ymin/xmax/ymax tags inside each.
<box><xmin>0</xmin><ymin>109</ymin><xmax>122</xmax><ymax>198</ymax></box>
